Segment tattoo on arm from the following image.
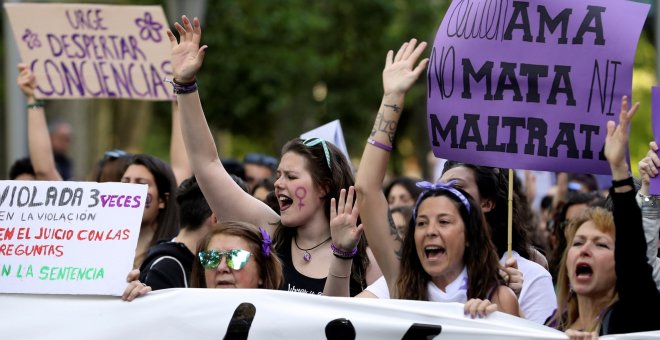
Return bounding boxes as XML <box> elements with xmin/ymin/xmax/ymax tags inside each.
<box><xmin>384</xmin><ymin>104</ymin><xmax>401</xmax><ymax>113</ymax></box>
<box><xmin>387</xmin><ymin>211</ymin><xmax>403</xmax><ymax>260</ymax></box>
<box><xmin>372</xmin><ymin>111</ymin><xmax>398</xmax><ymax>143</ymax></box>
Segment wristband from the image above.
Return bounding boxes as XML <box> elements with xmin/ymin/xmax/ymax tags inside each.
<box><xmin>611</xmin><ymin>177</ymin><xmax>634</xmax><ymax>189</ymax></box>
<box><xmin>26</xmin><ymin>100</ymin><xmax>45</xmax><ymax>110</ymax></box>
<box><xmin>165</xmin><ymin>78</ymin><xmax>198</xmax><ymax>94</ymax></box>
<box><xmin>331</xmin><ymin>243</ymin><xmax>358</xmax><ymax>259</ymax></box>
<box><xmin>367</xmin><ymin>138</ymin><xmax>393</xmax><ymax>152</ymax></box>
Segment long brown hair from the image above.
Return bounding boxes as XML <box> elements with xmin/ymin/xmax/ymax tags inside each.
<box><xmin>548</xmin><ymin>207</ymin><xmax>617</xmax><ymax>332</ymax></box>
<box><xmin>272</xmin><ymin>138</ymin><xmax>369</xmax><ymax>289</ymax></box>
<box><xmin>191</xmin><ymin>221</ymin><xmax>283</xmax><ymax>289</ymax></box>
<box><xmin>395</xmin><ymin>187</ymin><xmax>503</xmax><ymax>301</ymax></box>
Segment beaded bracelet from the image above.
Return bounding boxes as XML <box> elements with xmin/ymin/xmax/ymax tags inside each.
<box><xmin>330</xmin><ymin>243</ymin><xmax>358</xmax><ymax>259</ymax></box>
<box><xmin>367</xmin><ymin>138</ymin><xmax>393</xmax><ymax>152</ymax></box>
<box><xmin>26</xmin><ymin>100</ymin><xmax>45</xmax><ymax>110</ymax></box>
<box><xmin>164</xmin><ymin>78</ymin><xmax>198</xmax><ymax>94</ymax></box>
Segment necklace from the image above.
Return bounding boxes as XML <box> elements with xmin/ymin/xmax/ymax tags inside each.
<box><xmin>294</xmin><ymin>236</ymin><xmax>331</xmax><ymax>262</ymax></box>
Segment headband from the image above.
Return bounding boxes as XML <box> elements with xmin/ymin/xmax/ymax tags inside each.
<box><xmin>412</xmin><ymin>180</ymin><xmax>472</xmax><ymax>222</ymax></box>
<box><xmin>259</xmin><ymin>227</ymin><xmax>272</xmax><ymax>257</ymax></box>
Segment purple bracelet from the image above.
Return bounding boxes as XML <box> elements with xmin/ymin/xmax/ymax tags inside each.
<box><xmin>367</xmin><ymin>138</ymin><xmax>393</xmax><ymax>152</ymax></box>
<box><xmin>165</xmin><ymin>78</ymin><xmax>198</xmax><ymax>94</ymax></box>
<box><xmin>330</xmin><ymin>243</ymin><xmax>358</xmax><ymax>259</ymax></box>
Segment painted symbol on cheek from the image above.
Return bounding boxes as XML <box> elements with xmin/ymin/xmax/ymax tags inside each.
<box><xmin>295</xmin><ymin>187</ymin><xmax>307</xmax><ymax>210</ymax></box>
<box><xmin>145</xmin><ymin>193</ymin><xmax>153</xmax><ymax>208</ymax></box>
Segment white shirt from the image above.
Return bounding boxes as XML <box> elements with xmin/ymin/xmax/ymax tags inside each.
<box><xmin>500</xmin><ymin>251</ymin><xmax>556</xmax><ymax>324</ymax></box>
<box><xmin>365</xmin><ymin>267</ymin><xmax>468</xmax><ymax>303</ymax></box>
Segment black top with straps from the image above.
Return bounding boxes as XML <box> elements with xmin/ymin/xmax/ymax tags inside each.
<box><xmin>279</xmin><ymin>239</ymin><xmax>364</xmax><ymax>296</ymax></box>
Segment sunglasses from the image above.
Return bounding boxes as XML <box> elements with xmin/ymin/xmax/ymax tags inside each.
<box><xmin>302</xmin><ymin>138</ymin><xmax>332</xmax><ymax>171</ymax></box>
<box><xmin>198</xmin><ymin>249</ymin><xmax>252</xmax><ymax>271</ymax></box>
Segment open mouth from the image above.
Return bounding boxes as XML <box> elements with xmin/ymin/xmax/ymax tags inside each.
<box><xmin>278</xmin><ymin>194</ymin><xmax>293</xmax><ymax>211</ymax></box>
<box><xmin>216</xmin><ymin>280</ymin><xmax>234</xmax><ymax>288</ymax></box>
<box><xmin>575</xmin><ymin>263</ymin><xmax>593</xmax><ymax>278</ymax></box>
<box><xmin>424</xmin><ymin>246</ymin><xmax>446</xmax><ymax>260</ymax></box>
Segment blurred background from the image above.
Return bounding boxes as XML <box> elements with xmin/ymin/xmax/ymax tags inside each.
<box><xmin>0</xmin><ymin>0</ymin><xmax>657</xmax><ymax>180</ymax></box>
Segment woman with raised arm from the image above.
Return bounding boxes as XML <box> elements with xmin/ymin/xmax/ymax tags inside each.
<box><xmin>547</xmin><ymin>96</ymin><xmax>660</xmax><ymax>338</ymax></box>
<box><xmin>350</xmin><ymin>39</ymin><xmax>518</xmax><ymax>317</ymax></box>
<box><xmin>17</xmin><ymin>63</ymin><xmax>62</xmax><ymax>181</ymax></box>
<box><xmin>167</xmin><ymin>15</ymin><xmax>377</xmax><ymax>295</ymax></box>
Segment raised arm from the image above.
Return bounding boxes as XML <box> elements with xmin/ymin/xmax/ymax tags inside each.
<box><xmin>17</xmin><ymin>63</ymin><xmax>62</xmax><ymax>181</ymax></box>
<box><xmin>637</xmin><ymin>141</ymin><xmax>660</xmax><ymax>290</ymax></box>
<box><xmin>169</xmin><ymin>100</ymin><xmax>192</xmax><ymax>186</ymax></box>
<box><xmin>355</xmin><ymin>39</ymin><xmax>428</xmax><ymax>295</ymax></box>
<box><xmin>167</xmin><ymin>16</ymin><xmax>279</xmax><ymax>231</ymax></box>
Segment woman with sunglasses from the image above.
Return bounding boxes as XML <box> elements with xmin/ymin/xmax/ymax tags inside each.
<box><xmin>166</xmin><ymin>16</ymin><xmax>378</xmax><ymax>296</ymax></box>
<box><xmin>191</xmin><ymin>221</ymin><xmax>282</xmax><ymax>289</ymax></box>
<box><xmin>123</xmin><ymin>221</ymin><xmax>281</xmax><ymax>300</ymax></box>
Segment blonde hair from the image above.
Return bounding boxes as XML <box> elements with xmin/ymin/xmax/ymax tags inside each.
<box><xmin>548</xmin><ymin>207</ymin><xmax>617</xmax><ymax>332</ymax></box>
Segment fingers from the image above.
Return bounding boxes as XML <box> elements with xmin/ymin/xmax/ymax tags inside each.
<box><xmin>504</xmin><ymin>256</ymin><xmax>518</xmax><ymax>269</ymax></box>
<box><xmin>330</xmin><ymin>197</ymin><xmax>337</xmax><ymax>220</ymax></box>
<box><xmin>344</xmin><ymin>186</ymin><xmax>355</xmax><ymax>216</ymax></box>
<box><xmin>394</xmin><ymin>42</ymin><xmax>408</xmax><ymax>62</ymax></box>
<box><xmin>401</xmin><ymin>38</ymin><xmax>418</xmax><ymax>60</ymax></box>
<box><xmin>385</xmin><ymin>50</ymin><xmax>394</xmax><ymax>67</ymax></box>
<box><xmin>126</xmin><ymin>269</ymin><xmax>140</xmax><ymax>282</ymax></box>
<box><xmin>464</xmin><ymin>299</ymin><xmax>496</xmax><ymax>318</ymax></box>
<box><xmin>166</xmin><ymin>29</ymin><xmax>178</xmax><ymax>48</ymax></box>
<box><xmin>651</xmin><ymin>141</ymin><xmax>659</xmax><ymax>152</ymax></box>
<box><xmin>191</xmin><ymin>17</ymin><xmax>202</xmax><ymax>45</ymax></box>
<box><xmin>412</xmin><ymin>58</ymin><xmax>429</xmax><ymax>77</ymax></box>
<box><xmin>409</xmin><ymin>41</ymin><xmax>428</xmax><ymax>64</ymax></box>
<box><xmin>337</xmin><ymin>188</ymin><xmax>347</xmax><ymax>215</ymax></box>
<box><xmin>121</xmin><ymin>281</ymin><xmax>151</xmax><ymax>301</ymax></box>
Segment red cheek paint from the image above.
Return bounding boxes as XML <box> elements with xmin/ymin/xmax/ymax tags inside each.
<box><xmin>295</xmin><ymin>187</ymin><xmax>307</xmax><ymax>210</ymax></box>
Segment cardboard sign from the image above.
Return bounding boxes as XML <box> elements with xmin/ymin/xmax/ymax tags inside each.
<box><xmin>427</xmin><ymin>0</ymin><xmax>649</xmax><ymax>174</ymax></box>
<box><xmin>0</xmin><ymin>181</ymin><xmax>146</xmax><ymax>295</ymax></box>
<box><xmin>4</xmin><ymin>3</ymin><xmax>173</xmax><ymax>100</ymax></box>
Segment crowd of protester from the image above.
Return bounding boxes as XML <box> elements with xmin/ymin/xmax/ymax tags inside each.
<box><xmin>5</xmin><ymin>14</ymin><xmax>660</xmax><ymax>339</ymax></box>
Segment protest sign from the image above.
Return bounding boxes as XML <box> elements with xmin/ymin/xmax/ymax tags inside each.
<box><xmin>0</xmin><ymin>181</ymin><xmax>146</xmax><ymax>295</ymax></box>
<box><xmin>4</xmin><ymin>3</ymin><xmax>172</xmax><ymax>100</ymax></box>
<box><xmin>427</xmin><ymin>0</ymin><xmax>650</xmax><ymax>174</ymax></box>
<box><xmin>0</xmin><ymin>289</ymin><xmax>568</xmax><ymax>340</ymax></box>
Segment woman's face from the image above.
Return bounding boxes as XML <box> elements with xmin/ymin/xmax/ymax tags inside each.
<box><xmin>388</xmin><ymin>184</ymin><xmax>415</xmax><ymax>209</ymax></box>
<box><xmin>566</xmin><ymin>220</ymin><xmax>616</xmax><ymax>297</ymax></box>
<box><xmin>204</xmin><ymin>234</ymin><xmax>262</xmax><ymax>289</ymax></box>
<box><xmin>439</xmin><ymin>166</ymin><xmax>488</xmax><ymax>210</ymax></box>
<box><xmin>414</xmin><ymin>196</ymin><xmax>466</xmax><ymax>288</ymax></box>
<box><xmin>121</xmin><ymin>164</ymin><xmax>163</xmax><ymax>225</ymax></box>
<box><xmin>274</xmin><ymin>152</ymin><xmax>326</xmax><ymax>227</ymax></box>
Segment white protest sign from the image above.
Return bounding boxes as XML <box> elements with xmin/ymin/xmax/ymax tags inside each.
<box><xmin>0</xmin><ymin>181</ymin><xmax>146</xmax><ymax>295</ymax></box>
<box><xmin>301</xmin><ymin>119</ymin><xmax>351</xmax><ymax>162</ymax></box>
<box><xmin>3</xmin><ymin>3</ymin><xmax>172</xmax><ymax>100</ymax></box>
<box><xmin>0</xmin><ymin>289</ymin><xmax>569</xmax><ymax>340</ymax></box>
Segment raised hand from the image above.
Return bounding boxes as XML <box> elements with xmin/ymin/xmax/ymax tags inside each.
<box><xmin>638</xmin><ymin>141</ymin><xmax>660</xmax><ymax>193</ymax></box>
<box><xmin>382</xmin><ymin>38</ymin><xmax>429</xmax><ymax>96</ymax></box>
<box><xmin>166</xmin><ymin>15</ymin><xmax>207</xmax><ymax>84</ymax></box>
<box><xmin>604</xmin><ymin>95</ymin><xmax>639</xmax><ymax>174</ymax></box>
<box><xmin>17</xmin><ymin>63</ymin><xmax>36</xmax><ymax>98</ymax></box>
<box><xmin>330</xmin><ymin>186</ymin><xmax>363</xmax><ymax>252</ymax></box>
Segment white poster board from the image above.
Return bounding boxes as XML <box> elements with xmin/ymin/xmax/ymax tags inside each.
<box><xmin>0</xmin><ymin>181</ymin><xmax>146</xmax><ymax>295</ymax></box>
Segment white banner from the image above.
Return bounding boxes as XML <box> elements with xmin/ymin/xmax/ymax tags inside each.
<box><xmin>0</xmin><ymin>181</ymin><xmax>146</xmax><ymax>295</ymax></box>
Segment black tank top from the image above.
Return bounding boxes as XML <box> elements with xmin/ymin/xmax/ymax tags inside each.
<box><xmin>279</xmin><ymin>239</ymin><xmax>364</xmax><ymax>296</ymax></box>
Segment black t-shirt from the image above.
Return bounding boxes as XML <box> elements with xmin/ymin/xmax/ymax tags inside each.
<box><xmin>139</xmin><ymin>240</ymin><xmax>194</xmax><ymax>290</ymax></box>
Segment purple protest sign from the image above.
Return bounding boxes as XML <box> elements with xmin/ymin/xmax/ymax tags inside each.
<box><xmin>650</xmin><ymin>87</ymin><xmax>660</xmax><ymax>195</ymax></box>
<box><xmin>427</xmin><ymin>0</ymin><xmax>650</xmax><ymax>174</ymax></box>
<box><xmin>4</xmin><ymin>3</ymin><xmax>173</xmax><ymax>101</ymax></box>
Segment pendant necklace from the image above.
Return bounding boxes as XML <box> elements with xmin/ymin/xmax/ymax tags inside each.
<box><xmin>294</xmin><ymin>235</ymin><xmax>331</xmax><ymax>262</ymax></box>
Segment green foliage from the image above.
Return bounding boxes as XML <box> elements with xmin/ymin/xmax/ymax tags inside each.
<box><xmin>193</xmin><ymin>0</ymin><xmax>446</xmax><ymax>160</ymax></box>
